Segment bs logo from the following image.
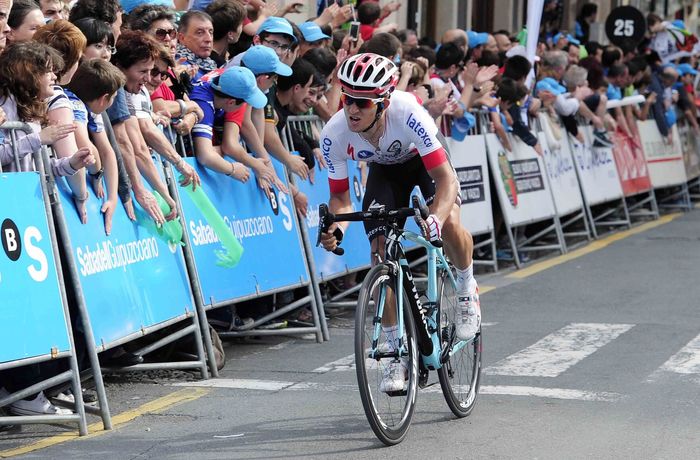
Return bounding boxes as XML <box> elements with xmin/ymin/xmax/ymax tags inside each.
<box><xmin>1</xmin><ymin>218</ymin><xmax>49</xmax><ymax>282</ymax></box>
<box><xmin>268</xmin><ymin>189</ymin><xmax>279</xmax><ymax>215</ymax></box>
<box><xmin>352</xmin><ymin>176</ymin><xmax>362</xmax><ymax>201</ymax></box>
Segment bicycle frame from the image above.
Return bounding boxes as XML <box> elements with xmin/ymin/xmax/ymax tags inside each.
<box><xmin>377</xmin><ymin>227</ymin><xmax>458</xmax><ymax>371</ymax></box>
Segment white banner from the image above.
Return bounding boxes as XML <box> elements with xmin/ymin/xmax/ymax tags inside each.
<box><xmin>446</xmin><ymin>135</ymin><xmax>494</xmax><ymax>235</ymax></box>
<box><xmin>485</xmin><ymin>133</ymin><xmax>556</xmax><ymax>226</ymax></box>
<box><xmin>637</xmin><ymin>120</ymin><xmax>688</xmax><ymax>188</ymax></box>
<box><xmin>537</xmin><ymin>115</ymin><xmax>584</xmax><ymax>216</ymax></box>
<box><xmin>570</xmin><ymin>126</ymin><xmax>624</xmax><ymax>206</ymax></box>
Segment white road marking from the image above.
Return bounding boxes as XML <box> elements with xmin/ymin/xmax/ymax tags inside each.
<box><xmin>312</xmin><ymin>354</ymin><xmax>355</xmax><ymax>373</ymax></box>
<box><xmin>172</xmin><ymin>379</ymin><xmax>621</xmax><ymax>402</ymax></box>
<box><xmin>485</xmin><ymin>323</ymin><xmax>634</xmax><ymax>377</ymax></box>
<box><xmin>269</xmin><ymin>340</ymin><xmax>293</xmax><ymax>351</ymax></box>
<box><xmin>659</xmin><ymin>333</ymin><xmax>700</xmax><ymax>374</ymax></box>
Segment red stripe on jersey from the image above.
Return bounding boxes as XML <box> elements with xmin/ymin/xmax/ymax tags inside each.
<box><xmin>329</xmin><ymin>178</ymin><xmax>350</xmax><ymax>194</ymax></box>
<box><xmin>421</xmin><ymin>147</ymin><xmax>448</xmax><ymax>170</ymax></box>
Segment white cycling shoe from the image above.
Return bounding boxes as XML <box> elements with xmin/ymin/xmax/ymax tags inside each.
<box><xmin>456</xmin><ymin>288</ymin><xmax>481</xmax><ymax>341</ymax></box>
<box><xmin>379</xmin><ymin>359</ymin><xmax>407</xmax><ymax>393</ymax></box>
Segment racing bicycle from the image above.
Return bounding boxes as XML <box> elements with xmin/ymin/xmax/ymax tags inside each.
<box><xmin>318</xmin><ymin>196</ymin><xmax>482</xmax><ymax>445</ymax></box>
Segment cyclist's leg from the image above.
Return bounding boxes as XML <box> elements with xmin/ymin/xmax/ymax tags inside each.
<box><xmin>418</xmin><ymin>160</ymin><xmax>480</xmax><ymax>340</ymax></box>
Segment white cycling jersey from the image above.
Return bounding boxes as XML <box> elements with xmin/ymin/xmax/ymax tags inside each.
<box><xmin>320</xmin><ymin>90</ymin><xmax>447</xmax><ymax>193</ymax></box>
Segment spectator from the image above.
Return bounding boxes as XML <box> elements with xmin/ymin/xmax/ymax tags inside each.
<box><xmin>467</xmin><ymin>30</ymin><xmax>488</xmax><ymax>61</ymax></box>
<box><xmin>397</xmin><ymin>28</ymin><xmax>418</xmax><ymax>49</ymax></box>
<box><xmin>602</xmin><ymin>46</ymin><xmax>622</xmax><ymax>72</ymax></box>
<box><xmin>205</xmin><ymin>0</ymin><xmax>246</xmax><ymax>66</ymax></box>
<box><xmin>575</xmin><ymin>3</ymin><xmax>597</xmax><ymax>44</ymax></box>
<box><xmin>493</xmin><ymin>30</ymin><xmax>512</xmax><ymax>53</ymax></box>
<box><xmin>7</xmin><ymin>0</ymin><xmax>43</xmax><ymax>44</ymax></box>
<box><xmin>39</xmin><ymin>0</ymin><xmax>63</xmax><ymax>21</ymax></box>
<box><xmin>361</xmin><ymin>31</ymin><xmax>401</xmax><ymax>61</ymax></box>
<box><xmin>222</xmin><ymin>44</ymin><xmax>291</xmax><ymax>195</ymax></box>
<box><xmin>0</xmin><ymin>0</ymin><xmax>11</xmax><ymax>50</ymax></box>
<box><xmin>66</xmin><ymin>59</ymin><xmax>131</xmax><ymax>235</ymax></box>
<box><xmin>113</xmin><ymin>30</ymin><xmax>200</xmax><ymax>197</ymax></box>
<box><xmin>127</xmin><ymin>4</ymin><xmax>178</xmax><ymax>55</ymax></box>
<box><xmin>72</xmin><ymin>0</ymin><xmax>167</xmax><ymax>225</ymax></box>
<box><xmin>484</xmin><ymin>34</ymin><xmax>498</xmax><ymax>54</ymax></box>
<box><xmin>357</xmin><ymin>0</ymin><xmax>400</xmax><ymax>41</ymax></box>
<box><xmin>0</xmin><ymin>41</ymin><xmax>93</xmax><ymax>174</ymax></box>
<box><xmin>35</xmin><ymin>19</ymin><xmax>101</xmax><ymax>225</ymax></box>
<box><xmin>69</xmin><ymin>0</ymin><xmax>123</xmax><ymax>42</ymax></box>
<box><xmin>441</xmin><ymin>29</ymin><xmax>468</xmax><ymax>58</ymax></box>
<box><xmin>567</xmin><ymin>42</ymin><xmax>580</xmax><ymax>65</ymax></box>
<box><xmin>303</xmin><ymin>46</ymin><xmax>340</xmax><ymax>122</ymax></box>
<box><xmin>127</xmin><ymin>5</ymin><xmax>203</xmax><ymax>134</ymax></box>
<box><xmin>73</xmin><ymin>17</ymin><xmax>115</xmax><ymax>62</ymax></box>
<box><xmin>297</xmin><ymin>21</ymin><xmax>330</xmax><ymax>57</ymax></box>
<box><xmin>189</xmin><ymin>65</ymin><xmax>266</xmax><ymax>181</ymax></box>
<box><xmin>175</xmin><ymin>10</ymin><xmax>216</xmax><ymax>83</ymax></box>
<box><xmin>229</xmin><ymin>16</ymin><xmax>297</xmax><ymax>67</ymax></box>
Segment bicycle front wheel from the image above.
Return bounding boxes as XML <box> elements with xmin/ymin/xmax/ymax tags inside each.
<box><xmin>355</xmin><ymin>263</ymin><xmax>419</xmax><ymax>446</ymax></box>
<box><xmin>437</xmin><ymin>268</ymin><xmax>482</xmax><ymax>417</ymax></box>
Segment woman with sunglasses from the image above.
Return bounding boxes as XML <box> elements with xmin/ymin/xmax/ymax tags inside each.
<box><xmin>319</xmin><ymin>53</ymin><xmax>480</xmax><ymax>393</ymax></box>
<box><xmin>128</xmin><ymin>4</ymin><xmax>203</xmax><ymax>136</ymax></box>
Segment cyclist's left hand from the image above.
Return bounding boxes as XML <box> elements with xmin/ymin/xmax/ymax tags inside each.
<box><xmin>320</xmin><ymin>222</ymin><xmax>343</xmax><ymax>252</ymax></box>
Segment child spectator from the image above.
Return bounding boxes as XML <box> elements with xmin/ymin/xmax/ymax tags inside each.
<box><xmin>0</xmin><ymin>42</ymin><xmax>93</xmax><ymax>176</ymax></box>
<box><xmin>189</xmin><ymin>65</ymin><xmax>266</xmax><ymax>180</ymax></box>
<box><xmin>357</xmin><ymin>1</ymin><xmax>400</xmax><ymax>41</ymax></box>
<box><xmin>66</xmin><ymin>59</ymin><xmax>133</xmax><ymax>235</ymax></box>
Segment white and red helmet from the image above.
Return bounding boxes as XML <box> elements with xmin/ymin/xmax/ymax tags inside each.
<box><xmin>337</xmin><ymin>53</ymin><xmax>399</xmax><ymax>97</ymax></box>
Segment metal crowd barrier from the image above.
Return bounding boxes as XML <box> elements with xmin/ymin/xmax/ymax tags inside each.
<box><xmin>0</xmin><ymin>123</ymin><xmax>89</xmax><ymax>435</ymax></box>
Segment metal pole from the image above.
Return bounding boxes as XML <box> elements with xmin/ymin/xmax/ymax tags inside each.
<box><xmin>161</xmin><ymin>145</ymin><xmax>217</xmax><ymax>378</ymax></box>
<box><xmin>34</xmin><ymin>145</ymin><xmax>88</xmax><ymax>436</ymax></box>
<box><xmin>40</xmin><ymin>146</ymin><xmax>113</xmax><ymax>430</ymax></box>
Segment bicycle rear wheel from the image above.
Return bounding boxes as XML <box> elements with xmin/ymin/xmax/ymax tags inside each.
<box><xmin>436</xmin><ymin>268</ymin><xmax>481</xmax><ymax>417</ymax></box>
<box><xmin>355</xmin><ymin>263</ymin><xmax>418</xmax><ymax>446</ymax></box>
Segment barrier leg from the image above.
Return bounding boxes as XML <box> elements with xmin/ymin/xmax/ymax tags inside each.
<box><xmin>296</xmin><ymin>214</ymin><xmax>329</xmax><ymax>342</ymax></box>
<box><xmin>162</xmin><ymin>160</ymin><xmax>216</xmax><ymax>378</ymax></box>
<box><xmin>39</xmin><ymin>147</ymin><xmax>112</xmax><ymax>430</ymax></box>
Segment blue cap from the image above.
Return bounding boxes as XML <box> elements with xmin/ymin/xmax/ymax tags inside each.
<box><xmin>242</xmin><ymin>45</ymin><xmax>292</xmax><ymax>76</ymax></box>
<box><xmin>467</xmin><ymin>31</ymin><xmax>488</xmax><ymax>48</ymax></box>
<box><xmin>120</xmin><ymin>0</ymin><xmax>174</xmax><ymax>14</ymax></box>
<box><xmin>672</xmin><ymin>19</ymin><xmax>686</xmax><ymax>30</ymax></box>
<box><xmin>677</xmin><ymin>63</ymin><xmax>698</xmax><ymax>76</ymax></box>
<box><xmin>257</xmin><ymin>17</ymin><xmax>297</xmax><ymax>42</ymax></box>
<box><xmin>553</xmin><ymin>32</ymin><xmax>580</xmax><ymax>46</ymax></box>
<box><xmin>211</xmin><ymin>66</ymin><xmax>267</xmax><ymax>109</ymax></box>
<box><xmin>535</xmin><ymin>77</ymin><xmax>566</xmax><ymax>96</ymax></box>
<box><xmin>299</xmin><ymin>22</ymin><xmax>330</xmax><ymax>42</ymax></box>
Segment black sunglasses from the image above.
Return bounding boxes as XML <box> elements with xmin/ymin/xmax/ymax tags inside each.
<box><xmin>150</xmin><ymin>68</ymin><xmax>170</xmax><ymax>80</ymax></box>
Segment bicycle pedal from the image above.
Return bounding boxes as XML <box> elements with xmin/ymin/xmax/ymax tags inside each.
<box><xmin>385</xmin><ymin>389</ymin><xmax>408</xmax><ymax>397</ymax></box>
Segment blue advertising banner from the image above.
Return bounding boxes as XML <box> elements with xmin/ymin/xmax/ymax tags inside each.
<box><xmin>296</xmin><ymin>160</ymin><xmax>370</xmax><ymax>281</ymax></box>
<box><xmin>177</xmin><ymin>157</ymin><xmax>309</xmax><ymax>305</ymax></box>
<box><xmin>0</xmin><ymin>172</ymin><xmax>70</xmax><ymax>363</ymax></box>
<box><xmin>56</xmin><ymin>170</ymin><xmax>194</xmax><ymax>349</ymax></box>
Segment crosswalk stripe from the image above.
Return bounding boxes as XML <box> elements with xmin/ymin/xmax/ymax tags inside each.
<box><xmin>659</xmin><ymin>333</ymin><xmax>700</xmax><ymax>374</ymax></box>
<box><xmin>172</xmin><ymin>379</ymin><xmax>622</xmax><ymax>402</ymax></box>
<box><xmin>485</xmin><ymin>323</ymin><xmax>634</xmax><ymax>377</ymax></box>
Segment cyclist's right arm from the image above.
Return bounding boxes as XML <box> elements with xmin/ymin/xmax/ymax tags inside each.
<box><xmin>320</xmin><ymin>123</ymin><xmax>353</xmax><ymax>252</ymax></box>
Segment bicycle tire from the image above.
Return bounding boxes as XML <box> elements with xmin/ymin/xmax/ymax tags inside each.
<box><xmin>355</xmin><ymin>263</ymin><xmax>419</xmax><ymax>446</ymax></box>
<box><xmin>436</xmin><ymin>268</ymin><xmax>482</xmax><ymax>418</ymax></box>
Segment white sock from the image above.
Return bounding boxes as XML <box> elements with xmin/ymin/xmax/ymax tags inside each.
<box><xmin>455</xmin><ymin>264</ymin><xmax>476</xmax><ymax>293</ymax></box>
<box><xmin>382</xmin><ymin>325</ymin><xmax>399</xmax><ymax>352</ymax></box>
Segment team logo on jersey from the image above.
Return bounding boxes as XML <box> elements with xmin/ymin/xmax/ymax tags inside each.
<box><xmin>322</xmin><ymin>137</ymin><xmax>334</xmax><ymax>173</ymax></box>
<box><xmin>346</xmin><ymin>143</ymin><xmax>355</xmax><ymax>160</ymax></box>
<box><xmin>357</xmin><ymin>150</ymin><xmax>374</xmax><ymax>159</ymax></box>
<box><xmin>388</xmin><ymin>140</ymin><xmax>402</xmax><ymax>155</ymax></box>
<box><xmin>406</xmin><ymin>113</ymin><xmax>433</xmax><ymax>148</ymax></box>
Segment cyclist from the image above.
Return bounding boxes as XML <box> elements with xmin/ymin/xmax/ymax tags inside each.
<box><xmin>319</xmin><ymin>53</ymin><xmax>479</xmax><ymax>392</ymax></box>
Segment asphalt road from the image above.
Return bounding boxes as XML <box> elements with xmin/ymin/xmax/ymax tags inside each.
<box><xmin>3</xmin><ymin>211</ymin><xmax>700</xmax><ymax>459</ymax></box>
